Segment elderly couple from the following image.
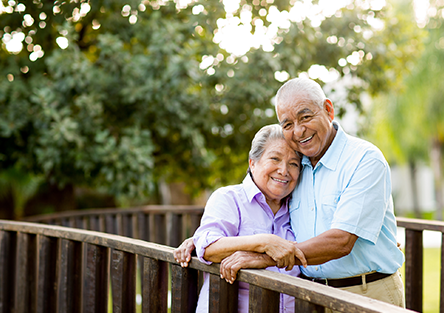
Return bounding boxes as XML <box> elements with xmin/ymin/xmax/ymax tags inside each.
<box><xmin>174</xmin><ymin>78</ymin><xmax>405</xmax><ymax>312</ymax></box>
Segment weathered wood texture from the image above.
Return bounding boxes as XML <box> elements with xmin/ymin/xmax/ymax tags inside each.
<box><xmin>0</xmin><ymin>220</ymin><xmax>413</xmax><ymax>313</ymax></box>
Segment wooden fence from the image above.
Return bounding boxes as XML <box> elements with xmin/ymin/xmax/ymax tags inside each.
<box><xmin>0</xmin><ymin>219</ymin><xmax>412</xmax><ymax>313</ymax></box>
<box><xmin>21</xmin><ymin>206</ymin><xmax>442</xmax><ymax>312</ymax></box>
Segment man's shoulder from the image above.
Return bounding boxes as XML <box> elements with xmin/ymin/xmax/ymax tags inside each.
<box><xmin>343</xmin><ymin>133</ymin><xmax>387</xmax><ymax>163</ymax></box>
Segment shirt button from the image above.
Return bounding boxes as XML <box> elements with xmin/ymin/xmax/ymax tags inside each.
<box><xmin>310</xmin><ymin>207</ymin><xmax>314</xmax><ymax>211</ymax></box>
<box><xmin>315</xmin><ymin>267</ymin><xmax>319</xmax><ymax>271</ymax></box>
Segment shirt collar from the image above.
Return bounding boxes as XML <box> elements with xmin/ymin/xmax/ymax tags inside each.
<box><xmin>242</xmin><ymin>173</ymin><xmax>291</xmax><ymax>214</ymax></box>
<box><xmin>301</xmin><ymin>121</ymin><xmax>347</xmax><ymax>171</ymax></box>
<box><xmin>242</xmin><ymin>173</ymin><xmax>262</xmax><ymax>202</ymax></box>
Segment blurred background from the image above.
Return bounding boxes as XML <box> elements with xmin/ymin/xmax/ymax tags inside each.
<box><xmin>0</xmin><ymin>0</ymin><xmax>443</xmax><ymax>221</ymax></box>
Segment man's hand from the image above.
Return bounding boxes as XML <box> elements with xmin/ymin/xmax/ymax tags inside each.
<box><xmin>262</xmin><ymin>234</ymin><xmax>307</xmax><ymax>270</ymax></box>
<box><xmin>220</xmin><ymin>251</ymin><xmax>275</xmax><ymax>284</ymax></box>
<box><xmin>173</xmin><ymin>237</ymin><xmax>195</xmax><ymax>267</ymax></box>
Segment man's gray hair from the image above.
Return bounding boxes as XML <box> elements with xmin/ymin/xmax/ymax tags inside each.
<box><xmin>276</xmin><ymin>78</ymin><xmax>326</xmax><ymax>109</ymax></box>
<box><xmin>249</xmin><ymin>124</ymin><xmax>285</xmax><ymax>162</ymax></box>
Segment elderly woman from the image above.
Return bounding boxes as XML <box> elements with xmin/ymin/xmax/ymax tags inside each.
<box><xmin>175</xmin><ymin>124</ymin><xmax>306</xmax><ymax>313</ymax></box>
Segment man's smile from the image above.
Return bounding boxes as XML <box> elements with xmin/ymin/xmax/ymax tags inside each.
<box><xmin>300</xmin><ymin>135</ymin><xmax>314</xmax><ymax>144</ymax></box>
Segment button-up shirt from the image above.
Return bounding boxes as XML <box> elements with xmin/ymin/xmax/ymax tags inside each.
<box><xmin>290</xmin><ymin>121</ymin><xmax>404</xmax><ymax>279</ymax></box>
<box><xmin>194</xmin><ymin>174</ymin><xmax>300</xmax><ymax>313</ymax></box>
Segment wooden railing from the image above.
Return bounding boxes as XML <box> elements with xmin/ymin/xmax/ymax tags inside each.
<box><xmin>22</xmin><ymin>206</ymin><xmax>442</xmax><ymax>312</ymax></box>
<box><xmin>23</xmin><ymin>205</ymin><xmax>205</xmax><ymax>248</ymax></box>
<box><xmin>397</xmin><ymin>217</ymin><xmax>444</xmax><ymax>313</ymax></box>
<box><xmin>0</xmin><ymin>220</ymin><xmax>412</xmax><ymax>313</ymax></box>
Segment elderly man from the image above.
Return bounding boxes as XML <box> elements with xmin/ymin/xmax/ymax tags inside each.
<box><xmin>174</xmin><ymin>78</ymin><xmax>405</xmax><ymax>307</ymax></box>
<box><xmin>274</xmin><ymin>78</ymin><xmax>404</xmax><ymax>307</ymax></box>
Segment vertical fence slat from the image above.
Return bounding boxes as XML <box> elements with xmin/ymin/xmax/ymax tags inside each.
<box><xmin>36</xmin><ymin>235</ymin><xmax>58</xmax><ymax>313</ymax></box>
<box><xmin>441</xmin><ymin>233</ymin><xmax>444</xmax><ymax>313</ymax></box>
<box><xmin>248</xmin><ymin>284</ymin><xmax>280</xmax><ymax>313</ymax></box>
<box><xmin>294</xmin><ymin>298</ymin><xmax>324</xmax><ymax>313</ymax></box>
<box><xmin>405</xmin><ymin>229</ymin><xmax>423</xmax><ymax>312</ymax></box>
<box><xmin>0</xmin><ymin>231</ymin><xmax>14</xmax><ymax>313</ymax></box>
<box><xmin>83</xmin><ymin>244</ymin><xmax>109</xmax><ymax>313</ymax></box>
<box><xmin>111</xmin><ymin>249</ymin><xmax>136</xmax><ymax>313</ymax></box>
<box><xmin>138</xmin><ymin>213</ymin><xmax>149</xmax><ymax>241</ymax></box>
<box><xmin>169</xmin><ymin>213</ymin><xmax>183</xmax><ymax>248</ymax></box>
<box><xmin>171</xmin><ymin>264</ymin><xmax>198</xmax><ymax>313</ymax></box>
<box><xmin>14</xmin><ymin>232</ymin><xmax>30</xmax><ymax>313</ymax></box>
<box><xmin>105</xmin><ymin>215</ymin><xmax>117</xmax><ymax>235</ymax></box>
<box><xmin>153</xmin><ymin>214</ymin><xmax>166</xmax><ymax>244</ymax></box>
<box><xmin>209</xmin><ymin>274</ymin><xmax>239</xmax><ymax>313</ymax></box>
<box><xmin>56</xmin><ymin>239</ymin><xmax>83</xmax><ymax>313</ymax></box>
<box><xmin>142</xmin><ymin>257</ymin><xmax>168</xmax><ymax>312</ymax></box>
<box><xmin>27</xmin><ymin>234</ymin><xmax>38</xmax><ymax>313</ymax></box>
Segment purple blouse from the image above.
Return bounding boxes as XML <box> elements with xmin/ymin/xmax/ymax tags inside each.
<box><xmin>193</xmin><ymin>174</ymin><xmax>300</xmax><ymax>313</ymax></box>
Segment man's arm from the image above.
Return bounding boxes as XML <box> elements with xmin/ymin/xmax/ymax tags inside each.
<box><xmin>294</xmin><ymin>229</ymin><xmax>358</xmax><ymax>265</ymax></box>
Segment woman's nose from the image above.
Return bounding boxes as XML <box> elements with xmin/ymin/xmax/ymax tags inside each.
<box><xmin>277</xmin><ymin>163</ymin><xmax>288</xmax><ymax>175</ymax></box>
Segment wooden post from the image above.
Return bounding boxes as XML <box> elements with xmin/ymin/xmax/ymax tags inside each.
<box><xmin>83</xmin><ymin>244</ymin><xmax>109</xmax><ymax>313</ymax></box>
<box><xmin>405</xmin><ymin>229</ymin><xmax>423</xmax><ymax>312</ymax></box>
<box><xmin>111</xmin><ymin>249</ymin><xmax>136</xmax><ymax>313</ymax></box>
<box><xmin>248</xmin><ymin>284</ymin><xmax>280</xmax><ymax>312</ymax></box>
<box><xmin>294</xmin><ymin>298</ymin><xmax>324</xmax><ymax>312</ymax></box>
<box><xmin>142</xmin><ymin>257</ymin><xmax>168</xmax><ymax>312</ymax></box>
<box><xmin>36</xmin><ymin>235</ymin><xmax>58</xmax><ymax>313</ymax></box>
<box><xmin>171</xmin><ymin>264</ymin><xmax>199</xmax><ymax>313</ymax></box>
<box><xmin>209</xmin><ymin>274</ymin><xmax>239</xmax><ymax>313</ymax></box>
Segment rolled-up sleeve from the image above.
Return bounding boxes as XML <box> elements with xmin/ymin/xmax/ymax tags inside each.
<box><xmin>193</xmin><ymin>188</ymin><xmax>241</xmax><ymax>264</ymax></box>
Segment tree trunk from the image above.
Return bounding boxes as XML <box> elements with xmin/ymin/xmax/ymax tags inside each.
<box><xmin>430</xmin><ymin>138</ymin><xmax>443</xmax><ymax>220</ymax></box>
<box><xmin>408</xmin><ymin>160</ymin><xmax>421</xmax><ymax>218</ymax></box>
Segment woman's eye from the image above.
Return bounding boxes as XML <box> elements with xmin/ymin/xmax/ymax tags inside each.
<box><xmin>290</xmin><ymin>163</ymin><xmax>299</xmax><ymax>167</ymax></box>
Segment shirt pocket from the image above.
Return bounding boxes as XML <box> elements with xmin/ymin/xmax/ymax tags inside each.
<box><xmin>321</xmin><ymin>194</ymin><xmax>340</xmax><ymax>226</ymax></box>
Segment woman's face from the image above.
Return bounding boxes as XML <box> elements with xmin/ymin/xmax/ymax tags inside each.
<box><xmin>249</xmin><ymin>138</ymin><xmax>300</xmax><ymax>205</ymax></box>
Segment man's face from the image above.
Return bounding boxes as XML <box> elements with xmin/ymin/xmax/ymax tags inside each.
<box><xmin>276</xmin><ymin>95</ymin><xmax>336</xmax><ymax>167</ymax></box>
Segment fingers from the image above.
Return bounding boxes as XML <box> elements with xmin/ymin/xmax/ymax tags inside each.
<box><xmin>173</xmin><ymin>237</ymin><xmax>195</xmax><ymax>267</ymax></box>
<box><xmin>293</xmin><ymin>244</ymin><xmax>307</xmax><ymax>268</ymax></box>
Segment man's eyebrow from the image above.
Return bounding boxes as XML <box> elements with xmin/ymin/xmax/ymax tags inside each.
<box><xmin>279</xmin><ymin>119</ymin><xmax>288</xmax><ymax>126</ymax></box>
<box><xmin>297</xmin><ymin>108</ymin><xmax>313</xmax><ymax>115</ymax></box>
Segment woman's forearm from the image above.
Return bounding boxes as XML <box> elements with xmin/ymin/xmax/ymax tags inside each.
<box><xmin>203</xmin><ymin>234</ymin><xmax>273</xmax><ymax>263</ymax></box>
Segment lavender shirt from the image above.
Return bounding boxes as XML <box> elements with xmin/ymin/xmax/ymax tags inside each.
<box><xmin>193</xmin><ymin>174</ymin><xmax>300</xmax><ymax>313</ymax></box>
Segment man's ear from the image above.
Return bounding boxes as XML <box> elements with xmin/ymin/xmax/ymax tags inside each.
<box><xmin>324</xmin><ymin>99</ymin><xmax>334</xmax><ymax>121</ymax></box>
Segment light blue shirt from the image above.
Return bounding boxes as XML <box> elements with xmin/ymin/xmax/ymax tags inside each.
<box><xmin>289</xmin><ymin>122</ymin><xmax>405</xmax><ymax>279</ymax></box>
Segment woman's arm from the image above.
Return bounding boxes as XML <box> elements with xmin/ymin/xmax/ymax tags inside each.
<box><xmin>219</xmin><ymin>251</ymin><xmax>276</xmax><ymax>284</ymax></box>
<box><xmin>204</xmin><ymin>234</ymin><xmax>307</xmax><ymax>270</ymax></box>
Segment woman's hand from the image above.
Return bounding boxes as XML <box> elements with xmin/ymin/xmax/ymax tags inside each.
<box><xmin>220</xmin><ymin>251</ymin><xmax>275</xmax><ymax>284</ymax></box>
<box><xmin>173</xmin><ymin>237</ymin><xmax>195</xmax><ymax>267</ymax></box>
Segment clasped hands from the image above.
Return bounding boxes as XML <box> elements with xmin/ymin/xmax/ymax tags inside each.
<box><xmin>173</xmin><ymin>235</ymin><xmax>307</xmax><ymax>284</ymax></box>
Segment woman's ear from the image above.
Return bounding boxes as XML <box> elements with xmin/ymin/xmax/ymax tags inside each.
<box><xmin>248</xmin><ymin>159</ymin><xmax>255</xmax><ymax>173</ymax></box>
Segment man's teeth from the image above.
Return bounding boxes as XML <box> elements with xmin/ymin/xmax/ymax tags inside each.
<box><xmin>272</xmin><ymin>178</ymin><xmax>287</xmax><ymax>183</ymax></box>
<box><xmin>300</xmin><ymin>135</ymin><xmax>313</xmax><ymax>143</ymax></box>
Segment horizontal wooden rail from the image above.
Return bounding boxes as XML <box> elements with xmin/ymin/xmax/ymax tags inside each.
<box><xmin>23</xmin><ymin>208</ymin><xmax>440</xmax><ymax>312</ymax></box>
<box><xmin>0</xmin><ymin>220</ymin><xmax>413</xmax><ymax>313</ymax></box>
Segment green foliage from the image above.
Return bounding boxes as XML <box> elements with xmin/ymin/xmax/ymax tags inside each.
<box><xmin>0</xmin><ymin>0</ymin><xmax>424</xmax><ymax>203</ymax></box>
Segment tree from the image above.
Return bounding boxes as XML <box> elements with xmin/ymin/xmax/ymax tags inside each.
<box><xmin>364</xmin><ymin>0</ymin><xmax>444</xmax><ymax>219</ymax></box>
<box><xmin>0</xmin><ymin>0</ymin><xmax>423</xmax><ymax>212</ymax></box>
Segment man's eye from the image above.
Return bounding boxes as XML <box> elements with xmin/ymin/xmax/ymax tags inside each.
<box><xmin>290</xmin><ymin>163</ymin><xmax>299</xmax><ymax>167</ymax></box>
<box><xmin>283</xmin><ymin>123</ymin><xmax>292</xmax><ymax>129</ymax></box>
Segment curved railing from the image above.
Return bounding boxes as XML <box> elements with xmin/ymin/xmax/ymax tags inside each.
<box><xmin>0</xmin><ymin>220</ymin><xmax>411</xmax><ymax>313</ymax></box>
<box><xmin>22</xmin><ymin>206</ymin><xmax>441</xmax><ymax>312</ymax></box>
<box><xmin>23</xmin><ymin>205</ymin><xmax>204</xmax><ymax>248</ymax></box>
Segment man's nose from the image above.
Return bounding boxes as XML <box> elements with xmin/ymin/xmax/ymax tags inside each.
<box><xmin>293</xmin><ymin>123</ymin><xmax>305</xmax><ymax>139</ymax></box>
